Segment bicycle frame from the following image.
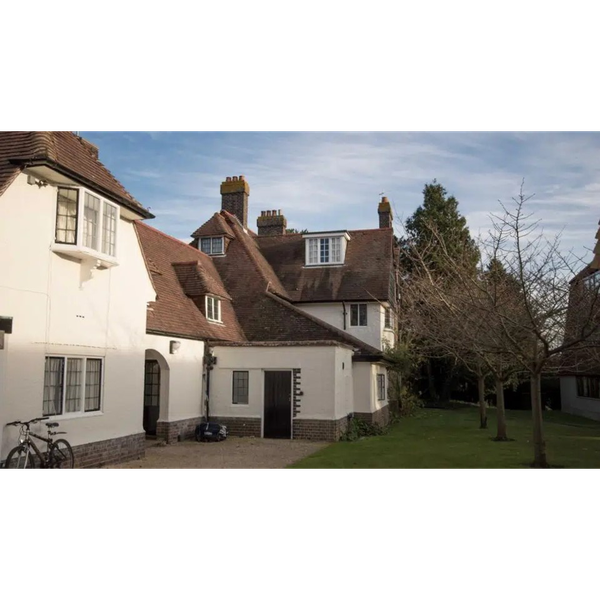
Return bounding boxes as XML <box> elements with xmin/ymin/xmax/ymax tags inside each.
<box><xmin>16</xmin><ymin>427</ymin><xmax>53</xmax><ymax>468</ymax></box>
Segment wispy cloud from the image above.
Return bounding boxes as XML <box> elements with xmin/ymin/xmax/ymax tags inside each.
<box><xmin>81</xmin><ymin>131</ymin><xmax>600</xmax><ymax>262</ymax></box>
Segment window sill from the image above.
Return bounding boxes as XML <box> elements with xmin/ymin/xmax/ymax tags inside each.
<box><xmin>51</xmin><ymin>243</ymin><xmax>119</xmax><ymax>268</ymax></box>
<box><xmin>43</xmin><ymin>411</ymin><xmax>104</xmax><ymax>421</ymax></box>
<box><xmin>303</xmin><ymin>263</ymin><xmax>344</xmax><ymax>269</ymax></box>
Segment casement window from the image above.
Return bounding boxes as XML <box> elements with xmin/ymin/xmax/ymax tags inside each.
<box><xmin>584</xmin><ymin>271</ymin><xmax>600</xmax><ymax>290</ymax></box>
<box><xmin>55</xmin><ymin>188</ymin><xmax>79</xmax><ymax>244</ymax></box>
<box><xmin>42</xmin><ymin>356</ymin><xmax>103</xmax><ymax>417</ymax></box>
<box><xmin>200</xmin><ymin>236</ymin><xmax>225</xmax><ymax>255</ymax></box>
<box><xmin>576</xmin><ymin>376</ymin><xmax>600</xmax><ymax>399</ymax></box>
<box><xmin>385</xmin><ymin>307</ymin><xmax>394</xmax><ymax>330</ymax></box>
<box><xmin>232</xmin><ymin>371</ymin><xmax>249</xmax><ymax>404</ymax></box>
<box><xmin>55</xmin><ymin>186</ymin><xmax>119</xmax><ymax>258</ymax></box>
<box><xmin>306</xmin><ymin>236</ymin><xmax>344</xmax><ymax>265</ymax></box>
<box><xmin>206</xmin><ymin>296</ymin><xmax>222</xmax><ymax>322</ymax></box>
<box><xmin>350</xmin><ymin>303</ymin><xmax>368</xmax><ymax>327</ymax></box>
<box><xmin>377</xmin><ymin>374</ymin><xmax>386</xmax><ymax>401</ymax></box>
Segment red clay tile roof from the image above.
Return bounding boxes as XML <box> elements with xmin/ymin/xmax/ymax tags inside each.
<box><xmin>0</xmin><ymin>131</ymin><xmax>152</xmax><ymax>218</ymax></box>
<box><xmin>193</xmin><ymin>211</ymin><xmax>383</xmax><ymax>356</ymax></box>
<box><xmin>191</xmin><ymin>212</ymin><xmax>235</xmax><ymax>239</ymax></box>
<box><xmin>256</xmin><ymin>228</ymin><xmax>394</xmax><ymax>302</ymax></box>
<box><xmin>135</xmin><ymin>221</ymin><xmax>245</xmax><ymax>342</ymax></box>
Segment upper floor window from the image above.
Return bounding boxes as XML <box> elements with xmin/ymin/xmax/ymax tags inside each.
<box><xmin>55</xmin><ymin>186</ymin><xmax>118</xmax><ymax>258</ymax></box>
<box><xmin>304</xmin><ymin>231</ymin><xmax>350</xmax><ymax>266</ymax></box>
<box><xmin>200</xmin><ymin>236</ymin><xmax>224</xmax><ymax>255</ymax></box>
<box><xmin>584</xmin><ymin>271</ymin><xmax>600</xmax><ymax>290</ymax></box>
<box><xmin>350</xmin><ymin>303</ymin><xmax>368</xmax><ymax>327</ymax></box>
<box><xmin>385</xmin><ymin>307</ymin><xmax>394</xmax><ymax>330</ymax></box>
<box><xmin>206</xmin><ymin>296</ymin><xmax>222</xmax><ymax>323</ymax></box>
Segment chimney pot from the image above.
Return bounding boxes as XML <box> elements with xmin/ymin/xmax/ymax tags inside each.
<box><xmin>226</xmin><ymin>176</ymin><xmax>232</xmax><ymax>182</ymax></box>
<box><xmin>232</xmin><ymin>176</ymin><xmax>238</xmax><ymax>181</ymax></box>
<box><xmin>240</xmin><ymin>175</ymin><xmax>245</xmax><ymax>181</ymax></box>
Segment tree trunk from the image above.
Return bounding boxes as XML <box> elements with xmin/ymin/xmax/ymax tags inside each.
<box><xmin>530</xmin><ymin>371</ymin><xmax>548</xmax><ymax>467</ymax></box>
<box><xmin>477</xmin><ymin>375</ymin><xmax>487</xmax><ymax>429</ymax></box>
<box><xmin>426</xmin><ymin>360</ymin><xmax>438</xmax><ymax>403</ymax></box>
<box><xmin>494</xmin><ymin>378</ymin><xmax>508</xmax><ymax>441</ymax></box>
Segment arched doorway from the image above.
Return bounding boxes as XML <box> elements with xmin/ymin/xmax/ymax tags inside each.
<box><xmin>143</xmin><ymin>349</ymin><xmax>170</xmax><ymax>436</ymax></box>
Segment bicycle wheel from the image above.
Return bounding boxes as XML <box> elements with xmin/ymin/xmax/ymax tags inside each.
<box><xmin>5</xmin><ymin>445</ymin><xmax>37</xmax><ymax>469</ymax></box>
<box><xmin>49</xmin><ymin>439</ymin><xmax>75</xmax><ymax>469</ymax></box>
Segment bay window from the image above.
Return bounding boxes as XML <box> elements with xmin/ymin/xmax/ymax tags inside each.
<box><xmin>54</xmin><ymin>186</ymin><xmax>119</xmax><ymax>261</ymax></box>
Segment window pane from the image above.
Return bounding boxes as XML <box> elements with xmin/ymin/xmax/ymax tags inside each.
<box><xmin>377</xmin><ymin>374</ymin><xmax>386</xmax><ymax>400</ymax></box>
<box><xmin>320</xmin><ymin>238</ymin><xmax>330</xmax><ymax>263</ymax></box>
<box><xmin>212</xmin><ymin>237</ymin><xmax>224</xmax><ymax>254</ymax></box>
<box><xmin>359</xmin><ymin>304</ymin><xmax>367</xmax><ymax>326</ymax></box>
<box><xmin>56</xmin><ymin>188</ymin><xmax>78</xmax><ymax>244</ymax></box>
<box><xmin>331</xmin><ymin>237</ymin><xmax>341</xmax><ymax>262</ymax></box>
<box><xmin>200</xmin><ymin>238</ymin><xmax>211</xmax><ymax>254</ymax></box>
<box><xmin>351</xmin><ymin>304</ymin><xmax>359</xmax><ymax>326</ymax></box>
<box><xmin>83</xmin><ymin>193</ymin><xmax>100</xmax><ymax>249</ymax></box>
<box><xmin>85</xmin><ymin>359</ymin><xmax>102</xmax><ymax>412</ymax></box>
<box><xmin>308</xmin><ymin>238</ymin><xmax>318</xmax><ymax>264</ymax></box>
<box><xmin>232</xmin><ymin>371</ymin><xmax>249</xmax><ymax>404</ymax></box>
<box><xmin>102</xmin><ymin>203</ymin><xmax>117</xmax><ymax>256</ymax></box>
<box><xmin>65</xmin><ymin>358</ymin><xmax>83</xmax><ymax>413</ymax></box>
<box><xmin>43</xmin><ymin>357</ymin><xmax>64</xmax><ymax>416</ymax></box>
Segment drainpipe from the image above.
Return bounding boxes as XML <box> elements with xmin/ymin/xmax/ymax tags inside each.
<box><xmin>203</xmin><ymin>343</ymin><xmax>214</xmax><ymax>423</ymax></box>
<box><xmin>342</xmin><ymin>301</ymin><xmax>348</xmax><ymax>330</ymax></box>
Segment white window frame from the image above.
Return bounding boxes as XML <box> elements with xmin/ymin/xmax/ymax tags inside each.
<box><xmin>205</xmin><ymin>296</ymin><xmax>222</xmax><ymax>323</ymax></box>
<box><xmin>384</xmin><ymin>307</ymin><xmax>394</xmax><ymax>330</ymax></box>
<box><xmin>304</xmin><ymin>232</ymin><xmax>349</xmax><ymax>266</ymax></box>
<box><xmin>350</xmin><ymin>303</ymin><xmax>368</xmax><ymax>327</ymax></box>
<box><xmin>199</xmin><ymin>236</ymin><xmax>225</xmax><ymax>256</ymax></box>
<box><xmin>42</xmin><ymin>355</ymin><xmax>104</xmax><ymax>418</ymax></box>
<box><xmin>53</xmin><ymin>185</ymin><xmax>120</xmax><ymax>265</ymax></box>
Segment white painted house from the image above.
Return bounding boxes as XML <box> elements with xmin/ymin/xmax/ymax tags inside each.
<box><xmin>0</xmin><ymin>132</ymin><xmax>397</xmax><ymax>467</ymax></box>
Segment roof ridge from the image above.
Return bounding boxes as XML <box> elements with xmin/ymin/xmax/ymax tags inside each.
<box><xmin>136</xmin><ymin>221</ymin><xmax>211</xmax><ymax>258</ymax></box>
<box><xmin>265</xmin><ymin>290</ymin><xmax>382</xmax><ymax>355</ymax></box>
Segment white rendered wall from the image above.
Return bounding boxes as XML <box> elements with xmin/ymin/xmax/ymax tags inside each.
<box><xmin>296</xmin><ymin>302</ymin><xmax>394</xmax><ymax>351</ymax></box>
<box><xmin>560</xmin><ymin>376</ymin><xmax>600</xmax><ymax>421</ymax></box>
<box><xmin>352</xmin><ymin>362</ymin><xmax>389</xmax><ymax>414</ymax></box>
<box><xmin>144</xmin><ymin>334</ymin><xmax>205</xmax><ymax>423</ymax></box>
<box><xmin>0</xmin><ymin>173</ymin><xmax>156</xmax><ymax>459</ymax></box>
<box><xmin>210</xmin><ymin>346</ymin><xmax>349</xmax><ymax>429</ymax></box>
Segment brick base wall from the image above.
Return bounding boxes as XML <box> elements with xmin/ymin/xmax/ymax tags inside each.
<box><xmin>156</xmin><ymin>417</ymin><xmax>204</xmax><ymax>444</ymax></box>
<box><xmin>72</xmin><ymin>433</ymin><xmax>146</xmax><ymax>469</ymax></box>
<box><xmin>354</xmin><ymin>404</ymin><xmax>390</xmax><ymax>428</ymax></box>
<box><xmin>210</xmin><ymin>416</ymin><xmax>262</xmax><ymax>437</ymax></box>
<box><xmin>293</xmin><ymin>417</ymin><xmax>349</xmax><ymax>441</ymax></box>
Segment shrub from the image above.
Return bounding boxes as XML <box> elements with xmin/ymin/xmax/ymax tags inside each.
<box><xmin>341</xmin><ymin>417</ymin><xmax>387</xmax><ymax>442</ymax></box>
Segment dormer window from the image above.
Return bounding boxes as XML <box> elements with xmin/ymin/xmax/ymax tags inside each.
<box><xmin>200</xmin><ymin>236</ymin><xmax>224</xmax><ymax>256</ymax></box>
<box><xmin>206</xmin><ymin>296</ymin><xmax>222</xmax><ymax>323</ymax></box>
<box><xmin>304</xmin><ymin>231</ymin><xmax>350</xmax><ymax>266</ymax></box>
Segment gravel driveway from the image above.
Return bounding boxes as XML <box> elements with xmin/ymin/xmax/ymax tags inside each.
<box><xmin>107</xmin><ymin>437</ymin><xmax>328</xmax><ymax>469</ymax></box>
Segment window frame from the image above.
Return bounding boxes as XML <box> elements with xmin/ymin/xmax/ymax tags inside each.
<box><xmin>42</xmin><ymin>355</ymin><xmax>104</xmax><ymax>418</ymax></box>
<box><xmin>205</xmin><ymin>295</ymin><xmax>222</xmax><ymax>323</ymax></box>
<box><xmin>232</xmin><ymin>371</ymin><xmax>249</xmax><ymax>405</ymax></box>
<box><xmin>576</xmin><ymin>376</ymin><xmax>600</xmax><ymax>399</ymax></box>
<box><xmin>306</xmin><ymin>235</ymin><xmax>345</xmax><ymax>266</ymax></box>
<box><xmin>54</xmin><ymin>185</ymin><xmax>120</xmax><ymax>260</ymax></box>
<box><xmin>384</xmin><ymin>307</ymin><xmax>394</xmax><ymax>330</ymax></box>
<box><xmin>377</xmin><ymin>373</ymin><xmax>386</xmax><ymax>401</ymax></box>
<box><xmin>199</xmin><ymin>236</ymin><xmax>225</xmax><ymax>256</ymax></box>
<box><xmin>350</xmin><ymin>303</ymin><xmax>368</xmax><ymax>327</ymax></box>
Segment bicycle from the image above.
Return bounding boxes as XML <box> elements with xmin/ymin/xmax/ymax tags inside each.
<box><xmin>4</xmin><ymin>417</ymin><xmax>74</xmax><ymax>469</ymax></box>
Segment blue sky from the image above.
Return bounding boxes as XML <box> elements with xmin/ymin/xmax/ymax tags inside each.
<box><xmin>81</xmin><ymin>132</ymin><xmax>600</xmax><ymax>262</ymax></box>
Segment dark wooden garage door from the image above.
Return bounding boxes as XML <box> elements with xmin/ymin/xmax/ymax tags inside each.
<box><xmin>264</xmin><ymin>371</ymin><xmax>292</xmax><ymax>439</ymax></box>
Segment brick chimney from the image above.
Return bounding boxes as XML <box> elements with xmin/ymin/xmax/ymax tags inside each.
<box><xmin>378</xmin><ymin>196</ymin><xmax>393</xmax><ymax>228</ymax></box>
<box><xmin>257</xmin><ymin>210</ymin><xmax>287</xmax><ymax>236</ymax></box>
<box><xmin>220</xmin><ymin>175</ymin><xmax>249</xmax><ymax>228</ymax></box>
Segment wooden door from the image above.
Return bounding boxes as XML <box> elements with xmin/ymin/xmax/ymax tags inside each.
<box><xmin>143</xmin><ymin>359</ymin><xmax>160</xmax><ymax>435</ymax></box>
<box><xmin>263</xmin><ymin>371</ymin><xmax>292</xmax><ymax>439</ymax></box>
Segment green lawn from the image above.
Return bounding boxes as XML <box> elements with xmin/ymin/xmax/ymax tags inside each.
<box><xmin>291</xmin><ymin>405</ymin><xmax>600</xmax><ymax>468</ymax></box>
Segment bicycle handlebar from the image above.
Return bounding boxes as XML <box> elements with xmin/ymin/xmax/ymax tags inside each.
<box><xmin>6</xmin><ymin>417</ymin><xmax>49</xmax><ymax>428</ymax></box>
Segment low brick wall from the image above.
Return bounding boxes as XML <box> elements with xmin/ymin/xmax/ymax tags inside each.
<box><xmin>354</xmin><ymin>404</ymin><xmax>390</xmax><ymax>428</ymax></box>
<box><xmin>293</xmin><ymin>416</ymin><xmax>349</xmax><ymax>441</ymax></box>
<box><xmin>73</xmin><ymin>433</ymin><xmax>146</xmax><ymax>469</ymax></box>
<box><xmin>210</xmin><ymin>416</ymin><xmax>262</xmax><ymax>437</ymax></box>
<box><xmin>156</xmin><ymin>417</ymin><xmax>204</xmax><ymax>444</ymax></box>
